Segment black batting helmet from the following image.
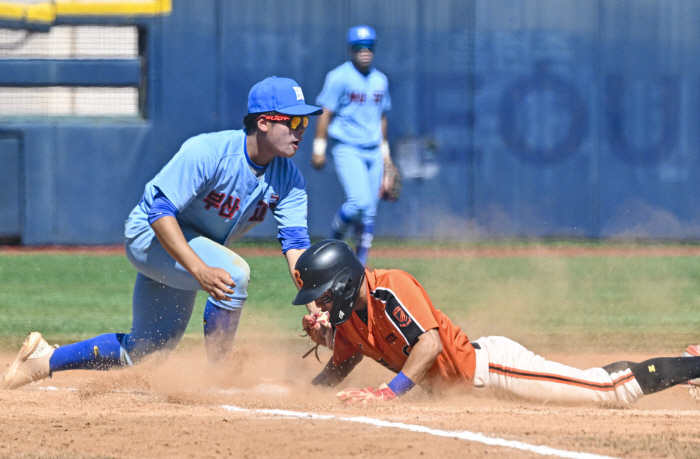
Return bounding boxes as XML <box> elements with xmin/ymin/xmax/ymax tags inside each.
<box><xmin>291</xmin><ymin>239</ymin><xmax>365</xmax><ymax>325</ymax></box>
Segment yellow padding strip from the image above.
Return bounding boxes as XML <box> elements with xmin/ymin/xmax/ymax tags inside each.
<box><xmin>25</xmin><ymin>2</ymin><xmax>55</xmax><ymax>23</ymax></box>
<box><xmin>0</xmin><ymin>3</ymin><xmax>24</xmax><ymax>19</ymax></box>
<box><xmin>0</xmin><ymin>0</ymin><xmax>171</xmax><ymax>22</ymax></box>
<box><xmin>56</xmin><ymin>0</ymin><xmax>172</xmax><ymax>16</ymax></box>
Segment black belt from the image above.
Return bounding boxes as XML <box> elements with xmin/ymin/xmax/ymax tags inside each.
<box><xmin>472</xmin><ymin>342</ymin><xmax>481</xmax><ymax>350</ymax></box>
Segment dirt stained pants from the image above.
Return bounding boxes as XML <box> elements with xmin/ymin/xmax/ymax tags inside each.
<box><xmin>472</xmin><ymin>336</ymin><xmax>643</xmax><ymax>404</ymax></box>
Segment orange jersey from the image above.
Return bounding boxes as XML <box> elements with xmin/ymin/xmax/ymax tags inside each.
<box><xmin>332</xmin><ymin>269</ymin><xmax>476</xmax><ymax>389</ymax></box>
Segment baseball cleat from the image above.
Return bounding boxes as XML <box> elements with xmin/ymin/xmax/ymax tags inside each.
<box><xmin>681</xmin><ymin>344</ymin><xmax>700</xmax><ymax>357</ymax></box>
<box><xmin>681</xmin><ymin>344</ymin><xmax>700</xmax><ymax>388</ymax></box>
<box><xmin>0</xmin><ymin>332</ymin><xmax>55</xmax><ymax>390</ymax></box>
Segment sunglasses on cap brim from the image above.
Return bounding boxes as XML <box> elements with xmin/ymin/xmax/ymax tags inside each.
<box><xmin>256</xmin><ymin>114</ymin><xmax>309</xmax><ymax>130</ymax></box>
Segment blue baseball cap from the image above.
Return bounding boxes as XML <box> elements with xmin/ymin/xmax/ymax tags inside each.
<box><xmin>347</xmin><ymin>25</ymin><xmax>376</xmax><ymax>47</ymax></box>
<box><xmin>247</xmin><ymin>76</ymin><xmax>322</xmax><ymax>116</ymax></box>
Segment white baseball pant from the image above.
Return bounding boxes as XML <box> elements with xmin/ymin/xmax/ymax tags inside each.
<box><xmin>472</xmin><ymin>336</ymin><xmax>644</xmax><ymax>404</ymax></box>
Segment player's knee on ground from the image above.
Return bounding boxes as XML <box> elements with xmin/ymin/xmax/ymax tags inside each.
<box><xmin>125</xmin><ymin>276</ymin><xmax>199</xmax><ymax>365</ymax></box>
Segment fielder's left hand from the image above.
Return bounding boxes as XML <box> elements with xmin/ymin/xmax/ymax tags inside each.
<box><xmin>336</xmin><ymin>383</ymin><xmax>397</xmax><ymax>405</ymax></box>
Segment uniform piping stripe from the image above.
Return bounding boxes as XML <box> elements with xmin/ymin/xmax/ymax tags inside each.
<box><xmin>489</xmin><ymin>364</ymin><xmax>636</xmax><ymax>391</ymax></box>
<box><xmin>371</xmin><ymin>287</ymin><xmax>426</xmax><ymax>343</ymax></box>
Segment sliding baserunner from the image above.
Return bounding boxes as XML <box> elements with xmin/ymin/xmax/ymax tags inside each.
<box><xmin>294</xmin><ymin>239</ymin><xmax>700</xmax><ymax>405</ymax></box>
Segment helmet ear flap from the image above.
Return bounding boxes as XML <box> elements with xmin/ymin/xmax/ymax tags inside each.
<box><xmin>329</xmin><ymin>267</ymin><xmax>363</xmax><ymax>325</ymax></box>
<box><xmin>330</xmin><ymin>269</ymin><xmax>352</xmax><ymax>303</ymax></box>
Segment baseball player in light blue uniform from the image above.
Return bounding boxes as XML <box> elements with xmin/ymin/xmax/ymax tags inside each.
<box><xmin>311</xmin><ymin>25</ymin><xmax>392</xmax><ymax>265</ymax></box>
<box><xmin>0</xmin><ymin>77</ymin><xmax>323</xmax><ymax>390</ymax></box>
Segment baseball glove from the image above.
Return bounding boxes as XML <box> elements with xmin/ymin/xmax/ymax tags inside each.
<box><xmin>336</xmin><ymin>383</ymin><xmax>397</xmax><ymax>405</ymax></box>
<box><xmin>301</xmin><ymin>311</ymin><xmax>334</xmax><ymax>361</ymax></box>
<box><xmin>379</xmin><ymin>162</ymin><xmax>402</xmax><ymax>202</ymax></box>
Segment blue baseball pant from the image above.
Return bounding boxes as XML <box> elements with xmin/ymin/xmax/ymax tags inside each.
<box><xmin>49</xmin><ymin>227</ymin><xmax>249</xmax><ymax>371</ymax></box>
<box><xmin>332</xmin><ymin>143</ymin><xmax>384</xmax><ymax>227</ymax></box>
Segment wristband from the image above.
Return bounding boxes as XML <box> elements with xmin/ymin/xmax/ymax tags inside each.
<box><xmin>313</xmin><ymin>138</ymin><xmax>327</xmax><ymax>156</ymax></box>
<box><xmin>380</xmin><ymin>140</ymin><xmax>390</xmax><ymax>159</ymax></box>
<box><xmin>387</xmin><ymin>371</ymin><xmax>415</xmax><ymax>397</ymax></box>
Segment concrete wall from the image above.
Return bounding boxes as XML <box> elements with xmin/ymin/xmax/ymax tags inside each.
<box><xmin>2</xmin><ymin>0</ymin><xmax>699</xmax><ymax>244</ymax></box>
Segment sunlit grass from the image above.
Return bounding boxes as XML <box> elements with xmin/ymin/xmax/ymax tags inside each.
<box><xmin>1</xmin><ymin>246</ymin><xmax>698</xmax><ymax>352</ymax></box>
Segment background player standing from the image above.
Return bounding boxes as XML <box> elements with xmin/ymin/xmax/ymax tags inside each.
<box><xmin>311</xmin><ymin>25</ymin><xmax>393</xmax><ymax>265</ymax></box>
<box><xmin>1</xmin><ymin>76</ymin><xmax>322</xmax><ymax>390</ymax></box>
<box><xmin>294</xmin><ymin>240</ymin><xmax>700</xmax><ymax>405</ymax></box>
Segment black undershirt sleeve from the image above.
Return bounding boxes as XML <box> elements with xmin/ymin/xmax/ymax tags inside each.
<box><xmin>631</xmin><ymin>357</ymin><xmax>700</xmax><ymax>395</ymax></box>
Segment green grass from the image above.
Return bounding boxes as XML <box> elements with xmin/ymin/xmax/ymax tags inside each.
<box><xmin>380</xmin><ymin>256</ymin><xmax>700</xmax><ymax>349</ymax></box>
<box><xmin>0</xmin><ymin>247</ymin><xmax>698</xmax><ymax>352</ymax></box>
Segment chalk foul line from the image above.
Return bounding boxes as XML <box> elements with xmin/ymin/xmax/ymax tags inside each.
<box><xmin>221</xmin><ymin>405</ymin><xmax>618</xmax><ymax>459</ymax></box>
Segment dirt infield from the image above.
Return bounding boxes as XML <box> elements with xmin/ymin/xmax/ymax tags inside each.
<box><xmin>2</xmin><ymin>244</ymin><xmax>699</xmax><ymax>457</ymax></box>
<box><xmin>1</xmin><ymin>339</ymin><xmax>699</xmax><ymax>459</ymax></box>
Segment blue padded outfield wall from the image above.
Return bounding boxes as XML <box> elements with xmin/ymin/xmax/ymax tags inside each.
<box><xmin>2</xmin><ymin>0</ymin><xmax>700</xmax><ymax>244</ymax></box>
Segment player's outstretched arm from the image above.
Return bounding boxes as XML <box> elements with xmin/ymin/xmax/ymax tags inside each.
<box><xmin>151</xmin><ymin>216</ymin><xmax>235</xmax><ymax>300</ymax></box>
<box><xmin>336</xmin><ymin>329</ymin><xmax>443</xmax><ymax>405</ymax></box>
<box><xmin>400</xmin><ymin>328</ymin><xmax>442</xmax><ymax>383</ymax></box>
<box><xmin>312</xmin><ymin>353</ymin><xmax>364</xmax><ymax>388</ymax></box>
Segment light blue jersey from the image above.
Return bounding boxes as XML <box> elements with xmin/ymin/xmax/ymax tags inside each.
<box><xmin>38</xmin><ymin>76</ymin><xmax>319</xmax><ymax>379</ymax></box>
<box><xmin>125</xmin><ymin>129</ymin><xmax>308</xmax><ymax>250</ymax></box>
<box><xmin>316</xmin><ymin>61</ymin><xmax>391</xmax><ymax>148</ymax></box>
